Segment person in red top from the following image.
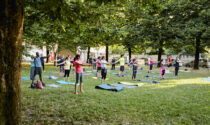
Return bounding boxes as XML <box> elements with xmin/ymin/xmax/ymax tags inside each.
<box><xmin>74</xmin><ymin>54</ymin><xmax>90</xmax><ymax>94</ymax></box>
<box><xmin>97</xmin><ymin>56</ymin><xmax>102</xmax><ymax>78</ymax></box>
<box><xmin>167</xmin><ymin>55</ymin><xmax>172</xmax><ymax>68</ymax></box>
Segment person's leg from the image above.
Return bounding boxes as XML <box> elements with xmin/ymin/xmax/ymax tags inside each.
<box><xmin>101</xmin><ymin>69</ymin><xmax>104</xmax><ymax>82</ymax></box>
<box><xmin>104</xmin><ymin>70</ymin><xmax>107</xmax><ymax>84</ymax></box>
<box><xmin>42</xmin><ymin>63</ymin><xmax>45</xmax><ymax>71</ymax></box>
<box><xmin>75</xmin><ymin>73</ymin><xmax>79</xmax><ymax>94</ymax></box>
<box><xmin>80</xmin><ymin>73</ymin><xmax>84</xmax><ymax>93</ymax></box>
<box><xmin>175</xmin><ymin>68</ymin><xmax>178</xmax><ymax>76</ymax></box>
<box><xmin>32</xmin><ymin>68</ymin><xmax>37</xmax><ymax>84</ymax></box>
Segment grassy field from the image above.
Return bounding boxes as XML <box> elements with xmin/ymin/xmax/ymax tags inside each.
<box><xmin>21</xmin><ymin>66</ymin><xmax>210</xmax><ymax>125</ymax></box>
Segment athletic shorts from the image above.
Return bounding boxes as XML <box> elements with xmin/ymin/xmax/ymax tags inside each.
<box><xmin>76</xmin><ymin>73</ymin><xmax>83</xmax><ymax>83</ymax></box>
<box><xmin>97</xmin><ymin>67</ymin><xmax>101</xmax><ymax>71</ymax></box>
<box><xmin>167</xmin><ymin>63</ymin><xmax>172</xmax><ymax>67</ymax></box>
<box><xmin>64</xmin><ymin>70</ymin><xmax>70</xmax><ymax>77</ymax></box>
<box><xmin>120</xmin><ymin>66</ymin><xmax>124</xmax><ymax>72</ymax></box>
<box><xmin>150</xmin><ymin>64</ymin><xmax>153</xmax><ymax>70</ymax></box>
<box><xmin>101</xmin><ymin>68</ymin><xmax>107</xmax><ymax>79</ymax></box>
<box><xmin>34</xmin><ymin>67</ymin><xmax>42</xmax><ymax>76</ymax></box>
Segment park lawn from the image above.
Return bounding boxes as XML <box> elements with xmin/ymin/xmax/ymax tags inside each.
<box><xmin>21</xmin><ymin>66</ymin><xmax>210</xmax><ymax>125</ymax></box>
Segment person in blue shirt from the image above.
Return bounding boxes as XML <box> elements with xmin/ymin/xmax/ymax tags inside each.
<box><xmin>32</xmin><ymin>52</ymin><xmax>45</xmax><ymax>86</ymax></box>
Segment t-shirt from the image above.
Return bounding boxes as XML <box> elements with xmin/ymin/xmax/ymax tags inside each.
<box><xmin>58</xmin><ymin>58</ymin><xmax>65</xmax><ymax>66</ymax></box>
<box><xmin>175</xmin><ymin>61</ymin><xmax>179</xmax><ymax>68</ymax></box>
<box><xmin>119</xmin><ymin>58</ymin><xmax>125</xmax><ymax>66</ymax></box>
<box><xmin>97</xmin><ymin>59</ymin><xmax>101</xmax><ymax>67</ymax></box>
<box><xmin>168</xmin><ymin>57</ymin><xmax>171</xmax><ymax>63</ymax></box>
<box><xmin>101</xmin><ymin>60</ymin><xmax>107</xmax><ymax>69</ymax></box>
<box><xmin>31</xmin><ymin>61</ymin><xmax>35</xmax><ymax>67</ymax></box>
<box><xmin>34</xmin><ymin>57</ymin><xmax>42</xmax><ymax>67</ymax></box>
<box><xmin>150</xmin><ymin>60</ymin><xmax>153</xmax><ymax>65</ymax></box>
<box><xmin>75</xmin><ymin>60</ymin><xmax>83</xmax><ymax>73</ymax></box>
<box><xmin>64</xmin><ymin>61</ymin><xmax>71</xmax><ymax>70</ymax></box>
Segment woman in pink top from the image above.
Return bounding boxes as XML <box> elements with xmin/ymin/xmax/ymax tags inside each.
<box><xmin>74</xmin><ymin>54</ymin><xmax>90</xmax><ymax>94</ymax></box>
<box><xmin>97</xmin><ymin>57</ymin><xmax>102</xmax><ymax>78</ymax></box>
<box><xmin>149</xmin><ymin>57</ymin><xmax>154</xmax><ymax>73</ymax></box>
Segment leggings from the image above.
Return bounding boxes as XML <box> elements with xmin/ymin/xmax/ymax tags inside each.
<box><xmin>132</xmin><ymin>70</ymin><xmax>137</xmax><ymax>79</ymax></box>
<box><xmin>42</xmin><ymin>63</ymin><xmax>45</xmax><ymax>71</ymax></box>
<box><xmin>175</xmin><ymin>67</ymin><xmax>179</xmax><ymax>76</ymax></box>
<box><xmin>111</xmin><ymin>64</ymin><xmax>115</xmax><ymax>70</ymax></box>
<box><xmin>101</xmin><ymin>68</ymin><xmax>107</xmax><ymax>79</ymax></box>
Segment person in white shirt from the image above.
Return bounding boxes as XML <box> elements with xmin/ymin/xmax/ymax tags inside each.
<box><xmin>101</xmin><ymin>56</ymin><xmax>110</xmax><ymax>84</ymax></box>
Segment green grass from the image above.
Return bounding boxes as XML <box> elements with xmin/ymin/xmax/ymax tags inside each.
<box><xmin>21</xmin><ymin>66</ymin><xmax>210</xmax><ymax>125</ymax></box>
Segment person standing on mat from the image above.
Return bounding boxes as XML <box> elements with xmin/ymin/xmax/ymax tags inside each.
<box><xmin>92</xmin><ymin>58</ymin><xmax>96</xmax><ymax>70</ymax></box>
<box><xmin>174</xmin><ymin>57</ymin><xmax>181</xmax><ymax>76</ymax></box>
<box><xmin>55</xmin><ymin>55</ymin><xmax>65</xmax><ymax>77</ymax></box>
<box><xmin>40</xmin><ymin>54</ymin><xmax>48</xmax><ymax>72</ymax></box>
<box><xmin>115</xmin><ymin>54</ymin><xmax>125</xmax><ymax>77</ymax></box>
<box><xmin>32</xmin><ymin>52</ymin><xmax>45</xmax><ymax>86</ymax></box>
<box><xmin>58</xmin><ymin>56</ymin><xmax>71</xmax><ymax>82</ymax></box>
<box><xmin>101</xmin><ymin>56</ymin><xmax>109</xmax><ymax>84</ymax></box>
<box><xmin>132</xmin><ymin>58</ymin><xmax>138</xmax><ymax>81</ymax></box>
<box><xmin>111</xmin><ymin>57</ymin><xmax>116</xmax><ymax>70</ymax></box>
<box><xmin>97</xmin><ymin>57</ymin><xmax>102</xmax><ymax>78</ymax></box>
<box><xmin>74</xmin><ymin>54</ymin><xmax>90</xmax><ymax>94</ymax></box>
<box><xmin>149</xmin><ymin>57</ymin><xmax>154</xmax><ymax>74</ymax></box>
<box><xmin>160</xmin><ymin>59</ymin><xmax>165</xmax><ymax>79</ymax></box>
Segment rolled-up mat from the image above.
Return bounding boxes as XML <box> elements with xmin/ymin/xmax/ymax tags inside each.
<box><xmin>110</xmin><ymin>83</ymin><xmax>137</xmax><ymax>88</ymax></box>
<box><xmin>118</xmin><ymin>82</ymin><xmax>144</xmax><ymax>86</ymax></box>
<box><xmin>95</xmin><ymin>84</ymin><xmax>123</xmax><ymax>92</ymax></box>
<box><xmin>84</xmin><ymin>73</ymin><xmax>93</xmax><ymax>76</ymax></box>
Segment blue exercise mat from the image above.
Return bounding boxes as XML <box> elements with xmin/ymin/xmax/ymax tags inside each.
<box><xmin>21</xmin><ymin>77</ymin><xmax>30</xmax><ymax>81</ymax></box>
<box><xmin>203</xmin><ymin>78</ymin><xmax>210</xmax><ymax>82</ymax></box>
<box><xmin>109</xmin><ymin>83</ymin><xmax>137</xmax><ymax>88</ymax></box>
<box><xmin>95</xmin><ymin>84</ymin><xmax>123</xmax><ymax>92</ymax></box>
<box><xmin>47</xmin><ymin>84</ymin><xmax>61</xmax><ymax>88</ymax></box>
<box><xmin>145</xmin><ymin>75</ymin><xmax>149</xmax><ymax>78</ymax></box>
<box><xmin>56</xmin><ymin>81</ymin><xmax>77</xmax><ymax>85</ymax></box>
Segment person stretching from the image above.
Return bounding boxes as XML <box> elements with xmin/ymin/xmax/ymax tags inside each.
<box><xmin>97</xmin><ymin>57</ymin><xmax>102</xmax><ymax>78</ymax></box>
<box><xmin>32</xmin><ymin>52</ymin><xmax>45</xmax><ymax>86</ymax></box>
<box><xmin>58</xmin><ymin>56</ymin><xmax>71</xmax><ymax>82</ymax></box>
<box><xmin>175</xmin><ymin>57</ymin><xmax>181</xmax><ymax>76</ymax></box>
<box><xmin>160</xmin><ymin>59</ymin><xmax>165</xmax><ymax>79</ymax></box>
<box><xmin>74</xmin><ymin>54</ymin><xmax>90</xmax><ymax>94</ymax></box>
<box><xmin>132</xmin><ymin>58</ymin><xmax>138</xmax><ymax>81</ymax></box>
<box><xmin>101</xmin><ymin>56</ymin><xmax>109</xmax><ymax>84</ymax></box>
<box><xmin>149</xmin><ymin>57</ymin><xmax>154</xmax><ymax>74</ymax></box>
<box><xmin>115</xmin><ymin>54</ymin><xmax>125</xmax><ymax>77</ymax></box>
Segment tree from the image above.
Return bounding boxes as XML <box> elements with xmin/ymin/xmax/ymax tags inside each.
<box><xmin>168</xmin><ymin>0</ymin><xmax>210</xmax><ymax>69</ymax></box>
<box><xmin>0</xmin><ymin>0</ymin><xmax>23</xmax><ymax>124</ymax></box>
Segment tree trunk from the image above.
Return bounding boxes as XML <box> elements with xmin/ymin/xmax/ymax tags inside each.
<box><xmin>128</xmin><ymin>47</ymin><xmax>132</xmax><ymax>62</ymax></box>
<box><xmin>194</xmin><ymin>37</ymin><xmax>200</xmax><ymax>70</ymax></box>
<box><xmin>157</xmin><ymin>41</ymin><xmax>163</xmax><ymax>67</ymax></box>
<box><xmin>106</xmin><ymin>44</ymin><xmax>109</xmax><ymax>62</ymax></box>
<box><xmin>46</xmin><ymin>49</ymin><xmax>49</xmax><ymax>63</ymax></box>
<box><xmin>87</xmin><ymin>46</ymin><xmax>90</xmax><ymax>63</ymax></box>
<box><xmin>0</xmin><ymin>0</ymin><xmax>24</xmax><ymax>124</ymax></box>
